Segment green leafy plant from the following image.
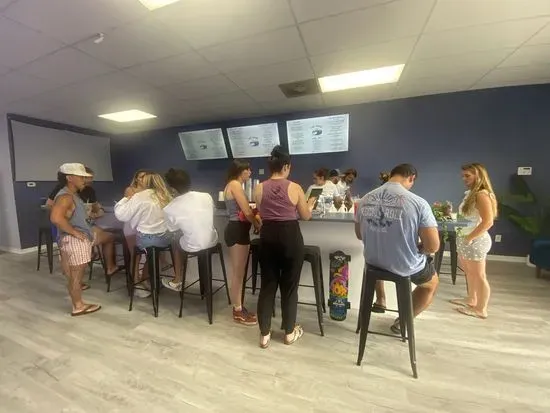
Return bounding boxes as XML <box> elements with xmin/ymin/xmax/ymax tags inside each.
<box><xmin>432</xmin><ymin>201</ymin><xmax>453</xmax><ymax>241</ymax></box>
<box><xmin>498</xmin><ymin>175</ymin><xmax>550</xmax><ymax>238</ymax></box>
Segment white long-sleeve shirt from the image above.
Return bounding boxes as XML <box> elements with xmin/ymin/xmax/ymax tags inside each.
<box><xmin>163</xmin><ymin>191</ymin><xmax>218</xmax><ymax>252</ymax></box>
<box><xmin>114</xmin><ymin>189</ymin><xmax>168</xmax><ymax>235</ymax></box>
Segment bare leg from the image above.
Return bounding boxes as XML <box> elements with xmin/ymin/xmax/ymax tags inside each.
<box><xmin>463</xmin><ymin>258</ymin><xmax>490</xmax><ymax>318</ymax></box>
<box><xmin>171</xmin><ymin>242</ymin><xmax>183</xmax><ymax>284</ymax></box>
<box><xmin>93</xmin><ymin>227</ymin><xmax>117</xmax><ymax>273</ymax></box>
<box><xmin>229</xmin><ymin>244</ymin><xmax>250</xmax><ymax>309</ymax></box>
<box><xmin>454</xmin><ymin>257</ymin><xmax>477</xmax><ymax>307</ymax></box>
<box><xmin>412</xmin><ymin>275</ymin><xmax>439</xmax><ymax>317</ymax></box>
<box><xmin>374</xmin><ymin>280</ymin><xmax>386</xmax><ymax>307</ymax></box>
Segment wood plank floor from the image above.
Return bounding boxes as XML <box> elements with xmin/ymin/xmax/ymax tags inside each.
<box><xmin>0</xmin><ymin>251</ymin><xmax>549</xmax><ymax>413</ymax></box>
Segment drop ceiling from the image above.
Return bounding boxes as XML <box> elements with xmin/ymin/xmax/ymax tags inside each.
<box><xmin>0</xmin><ymin>0</ymin><xmax>549</xmax><ymax>134</ymax></box>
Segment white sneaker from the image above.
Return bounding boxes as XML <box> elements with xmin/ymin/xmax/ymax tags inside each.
<box><xmin>161</xmin><ymin>278</ymin><xmax>182</xmax><ymax>292</ymax></box>
<box><xmin>134</xmin><ymin>288</ymin><xmax>151</xmax><ymax>298</ymax></box>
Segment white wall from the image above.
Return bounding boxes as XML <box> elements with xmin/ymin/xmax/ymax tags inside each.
<box><xmin>0</xmin><ymin>116</ymin><xmax>21</xmax><ymax>251</ymax></box>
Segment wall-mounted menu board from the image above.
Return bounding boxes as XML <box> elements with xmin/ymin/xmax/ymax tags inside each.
<box><xmin>287</xmin><ymin>114</ymin><xmax>349</xmax><ymax>155</ymax></box>
<box><xmin>178</xmin><ymin>128</ymin><xmax>228</xmax><ymax>160</ymax></box>
<box><xmin>227</xmin><ymin>122</ymin><xmax>280</xmax><ymax>158</ymax></box>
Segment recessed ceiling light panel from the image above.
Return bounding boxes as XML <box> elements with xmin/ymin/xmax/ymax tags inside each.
<box><xmin>138</xmin><ymin>0</ymin><xmax>182</xmax><ymax>11</ymax></box>
<box><xmin>318</xmin><ymin>64</ymin><xmax>405</xmax><ymax>93</ymax></box>
<box><xmin>98</xmin><ymin>109</ymin><xmax>157</xmax><ymax>122</ymax></box>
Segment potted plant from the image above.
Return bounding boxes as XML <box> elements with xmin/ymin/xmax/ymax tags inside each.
<box><xmin>498</xmin><ymin>174</ymin><xmax>550</xmax><ymax>266</ymax></box>
<box><xmin>432</xmin><ymin>201</ymin><xmax>454</xmax><ymax>241</ymax></box>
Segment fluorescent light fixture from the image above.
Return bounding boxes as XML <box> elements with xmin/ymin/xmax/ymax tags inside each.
<box><xmin>138</xmin><ymin>0</ymin><xmax>182</xmax><ymax>11</ymax></box>
<box><xmin>98</xmin><ymin>109</ymin><xmax>157</xmax><ymax>122</ymax></box>
<box><xmin>318</xmin><ymin>64</ymin><xmax>405</xmax><ymax>93</ymax></box>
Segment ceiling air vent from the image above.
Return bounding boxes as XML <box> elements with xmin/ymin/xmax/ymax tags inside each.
<box><xmin>278</xmin><ymin>78</ymin><xmax>321</xmax><ymax>98</ymax></box>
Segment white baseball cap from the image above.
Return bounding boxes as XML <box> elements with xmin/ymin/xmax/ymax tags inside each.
<box><xmin>58</xmin><ymin>163</ymin><xmax>92</xmax><ymax>177</ymax></box>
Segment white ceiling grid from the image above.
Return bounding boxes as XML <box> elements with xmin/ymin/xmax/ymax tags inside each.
<box><xmin>0</xmin><ymin>0</ymin><xmax>547</xmax><ymax>133</ymax></box>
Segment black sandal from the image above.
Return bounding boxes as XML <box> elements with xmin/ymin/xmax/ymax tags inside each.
<box><xmin>372</xmin><ymin>303</ymin><xmax>386</xmax><ymax>313</ymax></box>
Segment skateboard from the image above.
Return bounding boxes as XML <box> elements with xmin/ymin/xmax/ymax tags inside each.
<box><xmin>328</xmin><ymin>250</ymin><xmax>351</xmax><ymax>321</ymax></box>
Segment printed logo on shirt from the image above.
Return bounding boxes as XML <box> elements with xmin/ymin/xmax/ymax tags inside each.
<box><xmin>360</xmin><ymin>189</ymin><xmax>405</xmax><ymax>232</ymax></box>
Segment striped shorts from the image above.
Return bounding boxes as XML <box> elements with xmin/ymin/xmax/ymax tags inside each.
<box><xmin>58</xmin><ymin>233</ymin><xmax>95</xmax><ymax>266</ymax></box>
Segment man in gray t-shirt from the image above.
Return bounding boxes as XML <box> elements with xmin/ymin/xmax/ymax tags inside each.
<box><xmin>355</xmin><ymin>164</ymin><xmax>440</xmax><ymax>332</ymax></box>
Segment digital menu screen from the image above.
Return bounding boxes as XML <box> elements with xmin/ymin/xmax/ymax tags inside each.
<box><xmin>227</xmin><ymin>122</ymin><xmax>280</xmax><ymax>158</ymax></box>
<box><xmin>178</xmin><ymin>128</ymin><xmax>228</xmax><ymax>160</ymax></box>
<box><xmin>286</xmin><ymin>114</ymin><xmax>349</xmax><ymax>155</ymax></box>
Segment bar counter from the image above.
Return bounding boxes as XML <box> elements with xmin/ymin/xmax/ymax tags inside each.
<box><xmin>214</xmin><ymin>210</ymin><xmax>367</xmax><ymax>309</ymax></box>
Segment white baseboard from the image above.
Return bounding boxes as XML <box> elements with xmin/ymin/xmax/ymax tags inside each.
<box><xmin>440</xmin><ymin>250</ymin><xmax>525</xmax><ymax>263</ymax></box>
<box><xmin>0</xmin><ymin>244</ymin><xmax>57</xmax><ymax>255</ymax></box>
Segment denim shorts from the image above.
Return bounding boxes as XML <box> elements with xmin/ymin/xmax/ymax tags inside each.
<box><xmin>136</xmin><ymin>231</ymin><xmax>173</xmax><ymax>250</ymax></box>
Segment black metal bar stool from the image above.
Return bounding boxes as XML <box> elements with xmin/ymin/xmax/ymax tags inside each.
<box><xmin>129</xmin><ymin>245</ymin><xmax>176</xmax><ymax>317</ymax></box>
<box><xmin>105</xmin><ymin>231</ymin><xmax>130</xmax><ymax>292</ymax></box>
<box><xmin>356</xmin><ymin>265</ymin><xmax>417</xmax><ymax>378</ymax></box>
<box><xmin>435</xmin><ymin>231</ymin><xmax>458</xmax><ymax>284</ymax></box>
<box><xmin>241</xmin><ymin>241</ymin><xmax>325</xmax><ymax>336</ymax></box>
<box><xmin>299</xmin><ymin>245</ymin><xmax>325</xmax><ymax>336</ymax></box>
<box><xmin>242</xmin><ymin>238</ymin><xmax>261</xmax><ymax>297</ymax></box>
<box><xmin>179</xmin><ymin>242</ymin><xmax>230</xmax><ymax>324</ymax></box>
<box><xmin>88</xmin><ymin>245</ymin><xmax>105</xmax><ymax>280</ymax></box>
<box><xmin>37</xmin><ymin>225</ymin><xmax>56</xmax><ymax>273</ymax></box>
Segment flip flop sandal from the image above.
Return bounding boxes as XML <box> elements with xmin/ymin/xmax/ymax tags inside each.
<box><xmin>80</xmin><ymin>283</ymin><xmax>91</xmax><ymax>291</ymax></box>
<box><xmin>372</xmin><ymin>303</ymin><xmax>386</xmax><ymax>313</ymax></box>
<box><xmin>449</xmin><ymin>298</ymin><xmax>472</xmax><ymax>307</ymax></box>
<box><xmin>456</xmin><ymin>306</ymin><xmax>487</xmax><ymax>319</ymax></box>
<box><xmin>259</xmin><ymin>331</ymin><xmax>272</xmax><ymax>349</ymax></box>
<box><xmin>71</xmin><ymin>304</ymin><xmax>101</xmax><ymax>317</ymax></box>
<box><xmin>284</xmin><ymin>325</ymin><xmax>304</xmax><ymax>345</ymax></box>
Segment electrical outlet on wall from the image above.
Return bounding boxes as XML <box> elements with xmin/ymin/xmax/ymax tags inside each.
<box><xmin>495</xmin><ymin>234</ymin><xmax>502</xmax><ymax>242</ymax></box>
<box><xmin>259</xmin><ymin>169</ymin><xmax>265</xmax><ymax>175</ymax></box>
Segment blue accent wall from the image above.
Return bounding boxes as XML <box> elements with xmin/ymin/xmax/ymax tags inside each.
<box><xmin>14</xmin><ymin>85</ymin><xmax>550</xmax><ymax>255</ymax></box>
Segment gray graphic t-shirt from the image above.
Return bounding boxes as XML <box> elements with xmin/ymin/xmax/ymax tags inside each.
<box><xmin>355</xmin><ymin>182</ymin><xmax>437</xmax><ymax>276</ymax></box>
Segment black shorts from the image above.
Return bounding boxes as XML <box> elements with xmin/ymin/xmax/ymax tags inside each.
<box><xmin>409</xmin><ymin>256</ymin><xmax>437</xmax><ymax>285</ymax></box>
<box><xmin>224</xmin><ymin>221</ymin><xmax>251</xmax><ymax>247</ymax></box>
<box><xmin>367</xmin><ymin>256</ymin><xmax>436</xmax><ymax>286</ymax></box>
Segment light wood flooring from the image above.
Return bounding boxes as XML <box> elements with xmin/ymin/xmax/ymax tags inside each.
<box><xmin>0</xmin><ymin>251</ymin><xmax>549</xmax><ymax>413</ymax></box>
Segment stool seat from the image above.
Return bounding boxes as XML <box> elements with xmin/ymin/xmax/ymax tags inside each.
<box><xmin>356</xmin><ymin>264</ymin><xmax>417</xmax><ymax>378</ymax></box>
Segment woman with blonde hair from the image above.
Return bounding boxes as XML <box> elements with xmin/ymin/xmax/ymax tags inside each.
<box><xmin>451</xmin><ymin>163</ymin><xmax>498</xmax><ymax>319</ymax></box>
<box><xmin>115</xmin><ymin>171</ymin><xmax>176</xmax><ymax>295</ymax></box>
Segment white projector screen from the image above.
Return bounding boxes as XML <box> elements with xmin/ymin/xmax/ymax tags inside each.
<box><xmin>11</xmin><ymin>121</ymin><xmax>113</xmax><ymax>182</ymax></box>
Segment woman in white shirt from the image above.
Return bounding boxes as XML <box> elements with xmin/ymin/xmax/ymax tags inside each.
<box><xmin>304</xmin><ymin>168</ymin><xmax>338</xmax><ymax>203</ymax></box>
<box><xmin>162</xmin><ymin>168</ymin><xmax>218</xmax><ymax>291</ymax></box>
<box><xmin>451</xmin><ymin>163</ymin><xmax>497</xmax><ymax>319</ymax></box>
<box><xmin>115</xmin><ymin>172</ymin><xmax>174</xmax><ymax>292</ymax></box>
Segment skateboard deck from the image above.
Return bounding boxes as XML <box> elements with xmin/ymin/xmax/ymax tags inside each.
<box><xmin>328</xmin><ymin>250</ymin><xmax>351</xmax><ymax>321</ymax></box>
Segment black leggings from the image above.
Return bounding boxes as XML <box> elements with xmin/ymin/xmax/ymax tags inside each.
<box><xmin>257</xmin><ymin>220</ymin><xmax>304</xmax><ymax>335</ymax></box>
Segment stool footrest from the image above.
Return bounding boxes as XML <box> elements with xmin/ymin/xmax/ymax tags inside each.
<box><xmin>367</xmin><ymin>330</ymin><xmax>409</xmax><ymax>340</ymax></box>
